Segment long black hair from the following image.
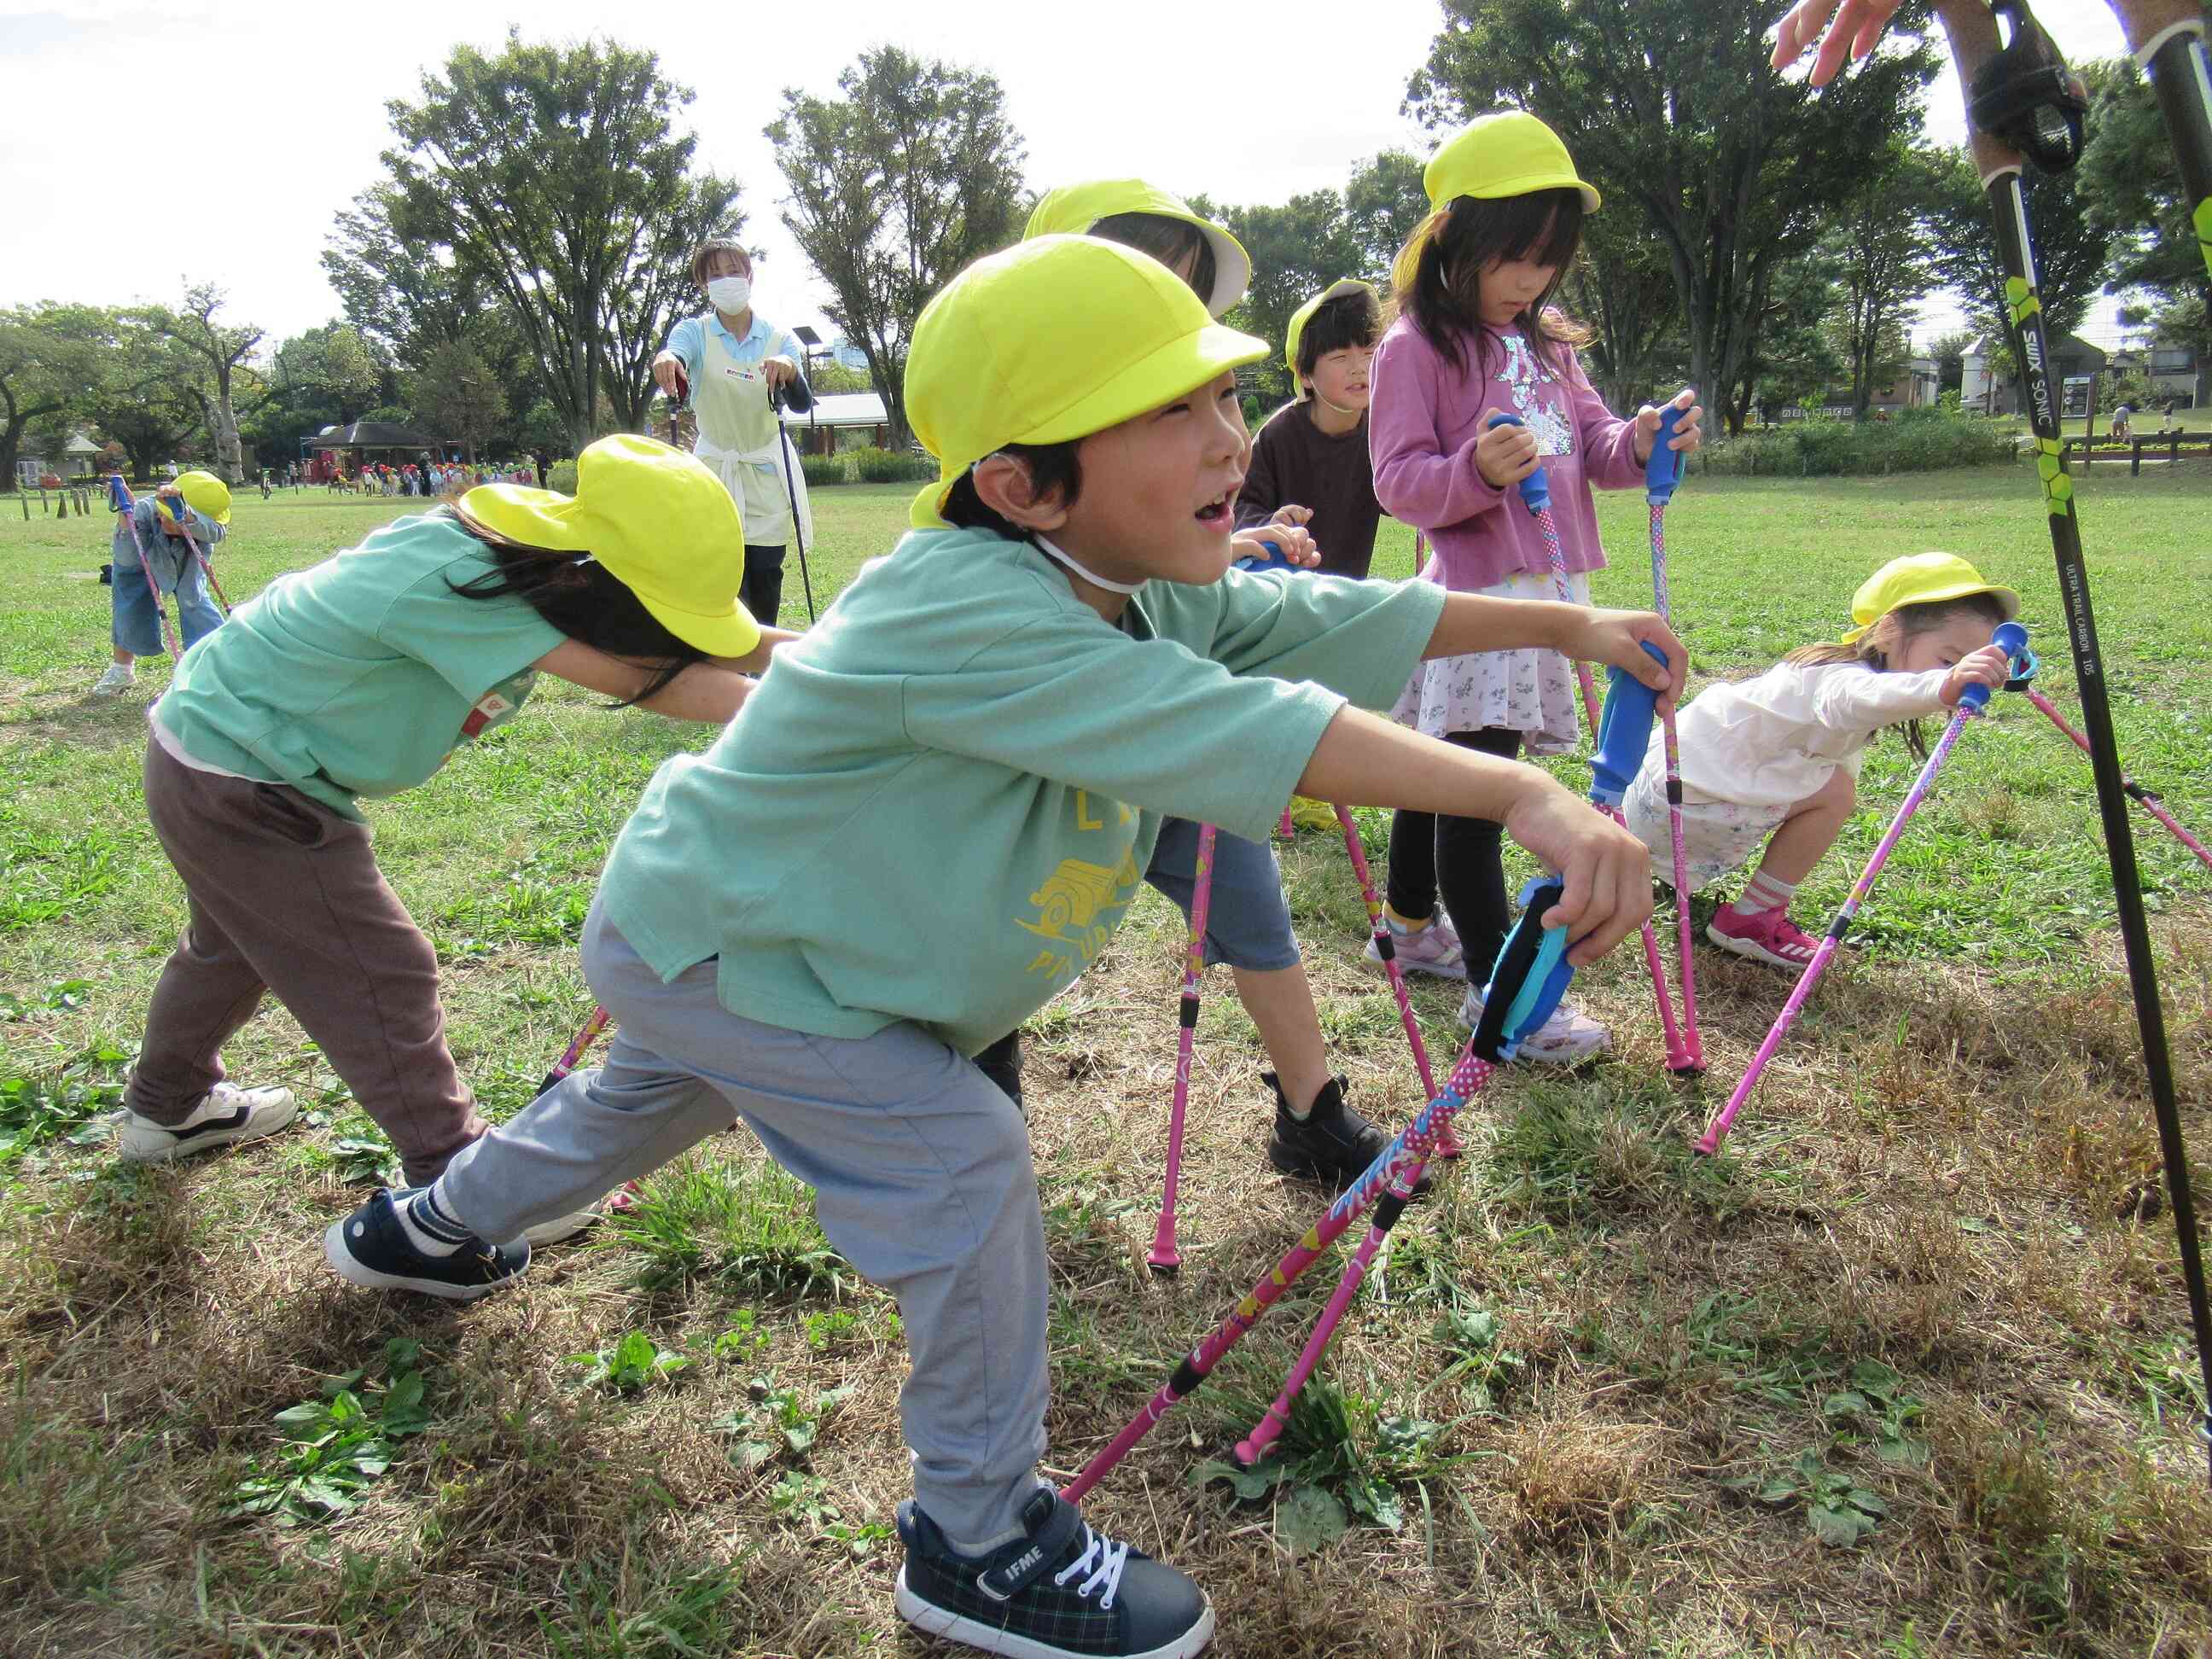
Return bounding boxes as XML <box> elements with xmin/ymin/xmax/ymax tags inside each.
<box><xmin>442</xmin><ymin>504</ymin><xmax>705</xmax><ymax>706</ymax></box>
<box><xmin>1392</xmin><ymin>187</ymin><xmax>1589</xmax><ymax>382</ymax></box>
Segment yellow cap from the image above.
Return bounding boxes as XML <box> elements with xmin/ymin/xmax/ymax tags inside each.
<box><xmin>1840</xmin><ymin>553</ymin><xmax>2021</xmax><ymax>645</ymax></box>
<box><xmin>167</xmin><ymin>469</ymin><xmax>232</xmax><ymax>528</ymax></box>
<box><xmin>905</xmin><ymin>236</ymin><xmax>1268</xmax><ymax>531</ymax></box>
<box><xmin>1024</xmin><ymin>178</ymin><xmax>1251</xmax><ymax>319</ymax></box>
<box><xmin>1423</xmin><ymin>113</ymin><xmax>1601</xmax><ymax>214</ymax></box>
<box><xmin>462</xmin><ymin>434</ymin><xmax>760</xmax><ymax>657</ymax></box>
<box><xmin>1284</xmin><ymin>279</ymin><xmax>1376</xmax><ymax>399</ymax></box>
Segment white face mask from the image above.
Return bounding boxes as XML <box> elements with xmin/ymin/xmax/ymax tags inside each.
<box><xmin>706</xmin><ymin>275</ymin><xmax>751</xmax><ymax>314</ymax></box>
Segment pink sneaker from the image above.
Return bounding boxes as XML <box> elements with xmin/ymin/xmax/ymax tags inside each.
<box><xmin>1707</xmin><ymin>905</ymin><xmax>1821</xmax><ymax>970</ymax></box>
<box><xmin>1364</xmin><ymin>913</ymin><xmax>1466</xmax><ymax>981</ymax></box>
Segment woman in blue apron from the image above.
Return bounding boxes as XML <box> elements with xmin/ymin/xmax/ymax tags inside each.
<box><xmin>652</xmin><ymin>238</ymin><xmax>815</xmax><ymax>627</ymax></box>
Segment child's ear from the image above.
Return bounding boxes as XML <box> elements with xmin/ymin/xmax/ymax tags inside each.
<box><xmin>972</xmin><ymin>454</ymin><xmax>1069</xmax><ymax>531</ymax></box>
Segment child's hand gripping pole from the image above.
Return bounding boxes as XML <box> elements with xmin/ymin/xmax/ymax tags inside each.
<box><xmin>106</xmin><ymin>475</ymin><xmax>183</xmax><ymax>660</ymax></box>
<box><xmin>1696</xmin><ymin>621</ymin><xmax>2032</xmax><ymax>1156</ymax></box>
<box><xmin>1643</xmin><ymin>400</ymin><xmax>1705</xmax><ymax>1071</ymax></box>
<box><xmin>1072</xmin><ymin>892</ymin><xmax>1577</xmax><ymax>1500</ymax></box>
<box><xmin>1150</xmin><ymin>824</ymin><xmax>1216</xmax><ymax>1272</ymax></box>
<box><xmin>1226</xmin><ymin>881</ymin><xmax>1575</xmax><ymax>1467</ymax></box>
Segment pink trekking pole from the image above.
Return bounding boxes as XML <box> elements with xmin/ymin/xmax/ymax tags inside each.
<box><xmin>1065</xmin><ymin>888</ymin><xmax>1575</xmax><ymax>1501</ymax></box>
<box><xmin>538</xmin><ymin>1004</ymin><xmax>611</xmax><ymax>1097</ymax></box>
<box><xmin>1489</xmin><ymin>414</ymin><xmax>1692</xmax><ymax>1071</ymax></box>
<box><xmin>171</xmin><ymin>521</ymin><xmax>233</xmax><ymax>617</ymax></box>
<box><xmin>2022</xmin><ymin>685</ymin><xmax>2212</xmax><ymax>875</ymax></box>
<box><xmin>1696</xmin><ymin>622</ymin><xmax>2030</xmax><ymax>1155</ymax></box>
<box><xmin>1332</xmin><ymin>804</ymin><xmax>1452</xmax><ymax>1152</ymax></box>
<box><xmin>1150</xmin><ymin>824</ymin><xmax>1216</xmax><ymax>1272</ymax></box>
<box><xmin>1644</xmin><ymin>403</ymin><xmax>1704</xmax><ymax>1071</ymax></box>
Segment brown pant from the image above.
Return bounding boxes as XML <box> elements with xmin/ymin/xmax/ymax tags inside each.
<box><xmin>131</xmin><ymin>737</ymin><xmax>486</xmax><ymax>1184</ymax></box>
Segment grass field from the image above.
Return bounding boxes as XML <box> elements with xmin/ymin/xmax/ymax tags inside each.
<box><xmin>2</xmin><ymin>467</ymin><xmax>2209</xmax><ymax>1656</ymax></box>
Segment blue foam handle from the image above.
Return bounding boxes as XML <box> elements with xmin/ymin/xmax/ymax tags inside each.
<box><xmin>1485</xmin><ymin>413</ymin><xmax>1550</xmax><ymax>515</ymax></box>
<box><xmin>1959</xmin><ymin>620</ymin><xmax>2030</xmax><ymax>712</ymax></box>
<box><xmin>1232</xmin><ymin>538</ymin><xmax>1299</xmax><ymax>573</ymax></box>
<box><xmin>106</xmin><ymin>474</ymin><xmax>131</xmax><ymax>512</ymax></box>
<box><xmin>1477</xmin><ymin>876</ymin><xmax>1575</xmax><ymax>1060</ymax></box>
<box><xmin>1590</xmin><ymin>642</ymin><xmax>1670</xmax><ymax>808</ymax></box>
<box><xmin>1644</xmin><ymin>403</ymin><xmax>1687</xmax><ymax>504</ymax></box>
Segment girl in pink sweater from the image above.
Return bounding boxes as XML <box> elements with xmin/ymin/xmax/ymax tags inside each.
<box><xmin>1368</xmin><ymin>112</ymin><xmax>1701</xmax><ymax>1062</ymax></box>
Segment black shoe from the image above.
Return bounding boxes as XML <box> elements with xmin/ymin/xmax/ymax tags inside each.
<box><xmin>1264</xmin><ymin>1073</ymin><xmax>1429</xmax><ymax>1196</ymax></box>
<box><xmin>975</xmin><ymin>1029</ymin><xmax>1027</xmax><ymax>1120</ymax></box>
<box><xmin>895</xmin><ymin>1487</ymin><xmax>1213</xmax><ymax>1659</ymax></box>
<box><xmin>323</xmin><ymin>1188</ymin><xmax>529</xmax><ymax>1301</ymax></box>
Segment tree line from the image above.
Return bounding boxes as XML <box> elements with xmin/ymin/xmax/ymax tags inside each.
<box><xmin>5</xmin><ymin>4</ymin><xmax>2204</xmax><ymax>485</ymax></box>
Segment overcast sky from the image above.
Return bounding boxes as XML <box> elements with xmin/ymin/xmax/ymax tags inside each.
<box><xmin>1</xmin><ymin>0</ymin><xmax>2139</xmax><ymax>359</ymax></box>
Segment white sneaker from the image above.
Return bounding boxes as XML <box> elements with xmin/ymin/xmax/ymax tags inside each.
<box><xmin>1362</xmin><ymin>912</ymin><xmax>1468</xmax><ymax>981</ymax></box>
<box><xmin>115</xmin><ymin>1081</ymin><xmax>299</xmax><ymax>1162</ymax></box>
<box><xmin>521</xmin><ymin>1195</ymin><xmax>610</xmax><ymax>1247</ymax></box>
<box><xmin>1454</xmin><ymin>987</ymin><xmax>1610</xmax><ymax>1065</ymax></box>
<box><xmin>90</xmin><ymin>663</ymin><xmax>135</xmax><ymax>697</ymax></box>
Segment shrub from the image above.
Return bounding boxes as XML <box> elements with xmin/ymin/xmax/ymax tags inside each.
<box><xmin>800</xmin><ymin>453</ymin><xmax>848</xmax><ymax>488</ymax></box>
<box><xmin>545</xmin><ymin>460</ymin><xmax>579</xmax><ymax>494</ymax></box>
<box><xmin>1699</xmin><ymin>410</ymin><xmax>2016</xmax><ymax>478</ymax></box>
<box><xmin>847</xmin><ymin>445</ymin><xmax>935</xmax><ymax>485</ymax></box>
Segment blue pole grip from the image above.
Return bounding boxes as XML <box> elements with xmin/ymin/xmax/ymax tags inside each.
<box><xmin>1644</xmin><ymin>401</ymin><xmax>1687</xmax><ymax>505</ymax></box>
<box><xmin>1590</xmin><ymin>642</ymin><xmax>1669</xmax><ymax>808</ymax></box>
<box><xmin>1232</xmin><ymin>538</ymin><xmax>1298</xmax><ymax>573</ymax></box>
<box><xmin>1958</xmin><ymin>621</ymin><xmax>2030</xmax><ymax>712</ymax></box>
<box><xmin>1484</xmin><ymin>413</ymin><xmax>1550</xmax><ymax>515</ymax></box>
<box><xmin>107</xmin><ymin>474</ymin><xmax>131</xmax><ymax>512</ymax></box>
<box><xmin>1476</xmin><ymin>876</ymin><xmax>1575</xmax><ymax>1062</ymax></box>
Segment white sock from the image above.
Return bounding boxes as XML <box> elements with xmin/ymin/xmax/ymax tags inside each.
<box><xmin>396</xmin><ymin>1180</ymin><xmax>472</xmax><ymax>1257</ymax></box>
<box><xmin>1732</xmin><ymin>870</ymin><xmax>1798</xmax><ymax>917</ymax></box>
<box><xmin>1382</xmin><ymin>904</ymin><xmax>1431</xmax><ymax>935</ymax></box>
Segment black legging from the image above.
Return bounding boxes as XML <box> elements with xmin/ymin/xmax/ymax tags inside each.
<box><xmin>742</xmin><ymin>544</ymin><xmax>786</xmax><ymax>630</ymax></box>
<box><xmin>1383</xmin><ymin>726</ymin><xmax>1524</xmax><ymax>977</ymax></box>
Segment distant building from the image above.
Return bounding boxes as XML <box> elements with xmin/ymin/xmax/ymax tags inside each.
<box><xmin>1863</xmin><ymin>357</ymin><xmax>1942</xmax><ymax>412</ymax></box>
<box><xmin>1961</xmin><ymin>333</ymin><xmax>2108</xmax><ymax>416</ymax></box>
<box><xmin>782</xmin><ymin>391</ymin><xmax>894</xmax><ymax>454</ymax></box>
<box><xmin>2145</xmin><ymin>342</ymin><xmax>2205</xmax><ymax>410</ymax></box>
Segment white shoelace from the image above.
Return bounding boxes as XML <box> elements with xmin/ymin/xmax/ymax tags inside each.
<box><xmin>1051</xmin><ymin>1522</ymin><xmax>1130</xmax><ymax>1609</ymax></box>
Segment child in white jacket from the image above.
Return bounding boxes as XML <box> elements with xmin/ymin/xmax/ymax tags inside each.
<box><xmin>1625</xmin><ymin>553</ymin><xmax>2018</xmax><ymax>969</ymax></box>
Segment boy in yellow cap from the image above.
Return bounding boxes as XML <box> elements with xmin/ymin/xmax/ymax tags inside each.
<box><xmin>1623</xmin><ymin>552</ymin><xmax>2017</xmax><ymax>969</ymax></box>
<box><xmin>124</xmin><ymin>436</ymin><xmax>787</xmax><ymax>1292</ymax></box>
<box><xmin>348</xmin><ymin>234</ymin><xmax>1680</xmax><ymax>1657</ymax></box>
<box><xmin>95</xmin><ymin>468</ymin><xmax>231</xmax><ymax>696</ymax></box>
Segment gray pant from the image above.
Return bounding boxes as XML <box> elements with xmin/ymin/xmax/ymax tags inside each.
<box><xmin>439</xmin><ymin>898</ymin><xmax>1049</xmax><ymax>1547</ymax></box>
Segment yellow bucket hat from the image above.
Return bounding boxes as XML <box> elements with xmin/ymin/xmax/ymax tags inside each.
<box><xmin>462</xmin><ymin>434</ymin><xmax>760</xmax><ymax>657</ymax></box>
<box><xmin>905</xmin><ymin>236</ymin><xmax>1268</xmax><ymax>531</ymax></box>
<box><xmin>1284</xmin><ymin>279</ymin><xmax>1377</xmax><ymax>399</ymax></box>
<box><xmin>1024</xmin><ymin>178</ymin><xmax>1252</xmax><ymax>320</ymax></box>
<box><xmin>1841</xmin><ymin>553</ymin><xmax>2021</xmax><ymax>644</ymax></box>
<box><xmin>1423</xmin><ymin>112</ymin><xmax>1601</xmax><ymax>214</ymax></box>
<box><xmin>166</xmin><ymin>469</ymin><xmax>232</xmax><ymax>528</ymax></box>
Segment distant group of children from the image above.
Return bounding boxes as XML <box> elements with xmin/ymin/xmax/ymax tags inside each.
<box><xmin>91</xmin><ymin>99</ymin><xmax>2028</xmax><ymax>1659</ymax></box>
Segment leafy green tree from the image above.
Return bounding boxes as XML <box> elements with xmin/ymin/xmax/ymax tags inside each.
<box><xmin>82</xmin><ymin>312</ymin><xmax>205</xmax><ymax>480</ymax></box>
<box><xmin>601</xmin><ymin>177</ymin><xmax>742</xmax><ymax>435</ymax></box>
<box><xmin>375</xmin><ymin>32</ymin><xmax>741</xmax><ymax>450</ymax></box>
<box><xmin>1924</xmin><ymin>148</ymin><xmax>2109</xmax><ymax>346</ymax></box>
<box><xmin>159</xmin><ymin>284</ymin><xmax>268</xmax><ymax>483</ymax></box>
<box><xmin>1563</xmin><ymin>207</ymin><xmax>1686</xmax><ymax>413</ymax></box>
<box><xmin>1820</xmin><ymin>141</ymin><xmax>1946</xmax><ymax>418</ymax></box>
<box><xmin>2075</xmin><ymin>56</ymin><xmax>2203</xmax><ymax>308</ymax></box>
<box><xmin>1926</xmin><ymin>329</ymin><xmax>1976</xmax><ymax>395</ymax></box>
<box><xmin>1407</xmin><ymin>0</ymin><xmax>1938</xmax><ymax>433</ymax></box>
<box><xmin>323</xmin><ymin>184</ymin><xmax>497</xmax><ymax>364</ymax></box>
<box><xmin>408</xmin><ymin>339</ymin><xmax>507</xmax><ymax>461</ymax></box>
<box><xmin>767</xmin><ymin>47</ymin><xmax>1027</xmax><ymax>449</ymax></box>
<box><xmin>0</xmin><ymin>303</ymin><xmax>108</xmax><ymax>487</ymax></box>
<box><xmin>1343</xmin><ymin>149</ymin><xmax>1430</xmax><ymax>279</ymax></box>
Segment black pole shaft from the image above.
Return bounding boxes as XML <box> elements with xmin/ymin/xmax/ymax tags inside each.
<box><xmin>1987</xmin><ymin>166</ymin><xmax>2212</xmax><ymax>1478</ymax></box>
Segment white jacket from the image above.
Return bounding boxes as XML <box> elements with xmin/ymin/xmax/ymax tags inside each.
<box><xmin>1651</xmin><ymin>661</ymin><xmax>1954</xmax><ymax>808</ymax></box>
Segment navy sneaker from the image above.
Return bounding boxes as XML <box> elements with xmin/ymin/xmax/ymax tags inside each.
<box><xmin>1264</xmin><ymin>1073</ymin><xmax>1427</xmax><ymax>1196</ymax></box>
<box><xmin>894</xmin><ymin>1487</ymin><xmax>1213</xmax><ymax>1658</ymax></box>
<box><xmin>323</xmin><ymin>1188</ymin><xmax>528</xmax><ymax>1301</ymax></box>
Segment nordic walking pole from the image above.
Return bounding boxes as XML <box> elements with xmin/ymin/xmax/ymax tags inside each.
<box><xmin>106</xmin><ymin>476</ymin><xmax>183</xmax><ymax>660</ymax></box>
<box><xmin>1068</xmin><ymin>889</ymin><xmax>1575</xmax><ymax>1499</ymax></box>
<box><xmin>1936</xmin><ymin>0</ymin><xmax>2212</xmax><ymax>1477</ymax></box>
<box><xmin>768</xmin><ymin>385</ymin><xmax>818</xmax><ymax>625</ymax></box>
<box><xmin>1644</xmin><ymin>403</ymin><xmax>1705</xmax><ymax>1071</ymax></box>
<box><xmin>1696</xmin><ymin>622</ymin><xmax>2030</xmax><ymax>1156</ymax></box>
<box><xmin>170</xmin><ymin>520</ymin><xmax>232</xmax><ymax>617</ymax></box>
<box><xmin>538</xmin><ymin>1005</ymin><xmax>611</xmax><ymax>1097</ymax></box>
<box><xmin>2021</xmin><ymin>683</ymin><xmax>2212</xmax><ymax>874</ymax></box>
<box><xmin>1150</xmin><ymin>824</ymin><xmax>1216</xmax><ymax>1273</ymax></box>
<box><xmin>1487</xmin><ymin>414</ymin><xmax>1691</xmax><ymax>1070</ymax></box>
<box><xmin>1235</xmin><ymin>644</ymin><xmax>1674</xmax><ymax>1462</ymax></box>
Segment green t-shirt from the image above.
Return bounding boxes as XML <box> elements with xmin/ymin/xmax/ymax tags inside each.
<box><xmin>600</xmin><ymin>527</ymin><xmax>1447</xmax><ymax>1057</ymax></box>
<box><xmin>154</xmin><ymin>512</ymin><xmax>567</xmax><ymax>819</ymax></box>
